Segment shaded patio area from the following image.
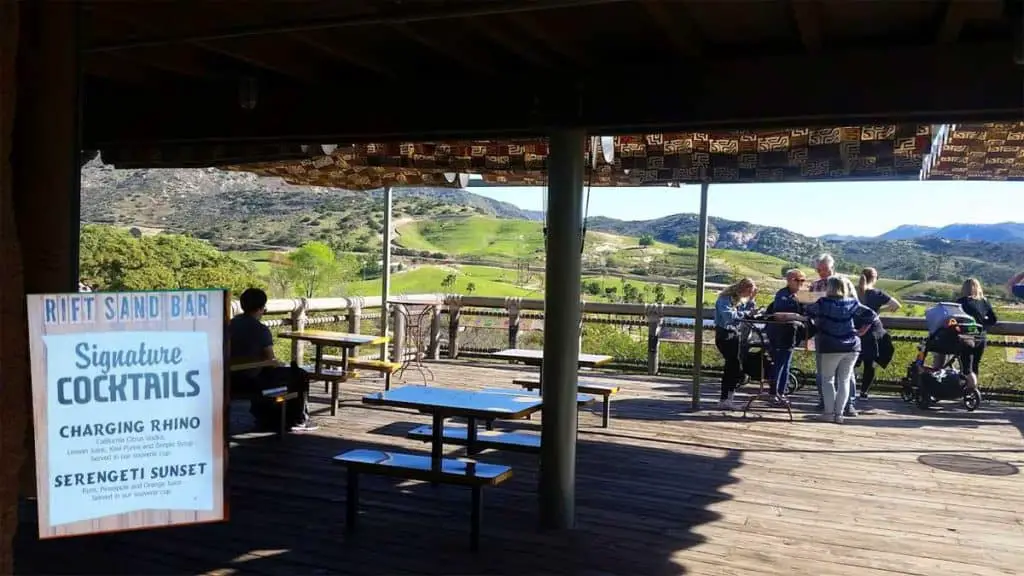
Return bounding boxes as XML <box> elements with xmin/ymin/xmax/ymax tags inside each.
<box><xmin>16</xmin><ymin>360</ymin><xmax>1024</xmax><ymax>575</ymax></box>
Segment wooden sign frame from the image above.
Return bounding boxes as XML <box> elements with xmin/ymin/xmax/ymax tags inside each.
<box><xmin>26</xmin><ymin>289</ymin><xmax>228</xmax><ymax>538</ymax></box>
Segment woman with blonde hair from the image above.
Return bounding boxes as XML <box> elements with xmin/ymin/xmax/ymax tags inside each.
<box><xmin>713</xmin><ymin>278</ymin><xmax>757</xmax><ymax>410</ymax></box>
<box><xmin>805</xmin><ymin>276</ymin><xmax>879</xmax><ymax>423</ymax></box>
<box><xmin>955</xmin><ymin>278</ymin><xmax>997</xmax><ymax>391</ymax></box>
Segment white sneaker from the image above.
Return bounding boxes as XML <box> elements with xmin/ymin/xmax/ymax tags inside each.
<box><xmin>717</xmin><ymin>399</ymin><xmax>738</xmax><ymax>411</ymax></box>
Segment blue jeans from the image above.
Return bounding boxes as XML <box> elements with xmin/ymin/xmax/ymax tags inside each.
<box><xmin>816</xmin><ymin>352</ymin><xmax>857</xmax><ymax>408</ymax></box>
<box><xmin>771</xmin><ymin>348</ymin><xmax>794</xmax><ymax>396</ymax></box>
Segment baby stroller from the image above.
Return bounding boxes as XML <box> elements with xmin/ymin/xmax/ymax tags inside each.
<box><xmin>738</xmin><ymin>315</ymin><xmax>805</xmax><ymax>395</ymax></box>
<box><xmin>900</xmin><ymin>304</ymin><xmax>982</xmax><ymax>411</ymax></box>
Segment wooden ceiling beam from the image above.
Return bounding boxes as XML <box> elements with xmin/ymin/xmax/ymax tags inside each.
<box><xmin>194</xmin><ymin>37</ymin><xmax>327</xmax><ymax>83</ymax></box>
<box><xmin>506</xmin><ymin>12</ymin><xmax>591</xmax><ymax>68</ymax></box>
<box><xmin>389</xmin><ymin>23</ymin><xmax>494</xmax><ymax>76</ymax></box>
<box><xmin>110</xmin><ymin>45</ymin><xmax>213</xmax><ymax>79</ymax></box>
<box><xmin>789</xmin><ymin>0</ymin><xmax>822</xmax><ymax>52</ymax></box>
<box><xmin>82</xmin><ymin>53</ymin><xmax>152</xmax><ymax>84</ymax></box>
<box><xmin>288</xmin><ymin>31</ymin><xmax>398</xmax><ymax>80</ymax></box>
<box><xmin>472</xmin><ymin>18</ymin><xmax>554</xmax><ymax>69</ymax></box>
<box><xmin>84</xmin><ymin>42</ymin><xmax>1022</xmax><ymax>147</ymax></box>
<box><xmin>639</xmin><ymin>1</ymin><xmax>701</xmax><ymax>58</ymax></box>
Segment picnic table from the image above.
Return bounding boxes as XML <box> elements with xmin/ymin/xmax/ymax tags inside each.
<box><xmin>364</xmin><ymin>386</ymin><xmax>594</xmax><ymax>461</ymax></box>
<box><xmin>490</xmin><ymin>348</ymin><xmax>613</xmax><ymax>369</ymax></box>
<box><xmin>365</xmin><ymin>386</ymin><xmax>542</xmax><ymax>467</ymax></box>
<box><xmin>279</xmin><ymin>329</ymin><xmax>389</xmax><ymax>414</ymax></box>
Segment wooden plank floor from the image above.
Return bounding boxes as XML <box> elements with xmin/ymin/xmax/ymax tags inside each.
<box><xmin>16</xmin><ymin>359</ymin><xmax>1024</xmax><ymax>575</ymax></box>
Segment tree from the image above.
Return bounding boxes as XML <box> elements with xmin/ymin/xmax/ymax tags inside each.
<box><xmin>676</xmin><ymin>234</ymin><xmax>698</xmax><ymax>249</ymax></box>
<box><xmin>466</xmin><ymin>282</ymin><xmax>477</xmax><ymax>294</ymax></box>
<box><xmin>639</xmin><ymin>233</ymin><xmax>655</xmax><ymax>247</ymax></box>
<box><xmin>654</xmin><ymin>283</ymin><xmax>666</xmax><ymax>304</ymax></box>
<box><xmin>285</xmin><ymin>241</ymin><xmax>341</xmax><ymax>298</ymax></box>
<box><xmin>441</xmin><ymin>273</ymin><xmax>458</xmax><ymax>291</ymax></box>
<box><xmin>79</xmin><ymin>224</ymin><xmax>263</xmax><ymax>295</ymax></box>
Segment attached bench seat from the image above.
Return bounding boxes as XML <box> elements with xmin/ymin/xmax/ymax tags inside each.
<box><xmin>334</xmin><ymin>449</ymin><xmax>512</xmax><ymax>550</ymax></box>
<box><xmin>301</xmin><ymin>365</ymin><xmax>348</xmax><ymax>416</ymax></box>
<box><xmin>512</xmin><ymin>377</ymin><xmax>620</xmax><ymax>428</ymax></box>
<box><xmin>227</xmin><ymin>360</ymin><xmax>297</xmax><ymax>438</ymax></box>
<box><xmin>407</xmin><ymin>424</ymin><xmax>541</xmax><ymax>453</ymax></box>
<box><xmin>321</xmin><ymin>355</ymin><xmax>402</xmax><ymax>390</ymax></box>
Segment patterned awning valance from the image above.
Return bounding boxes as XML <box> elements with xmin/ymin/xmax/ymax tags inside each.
<box><xmin>102</xmin><ymin>125</ymin><xmax>933</xmax><ymax>189</ymax></box>
<box><xmin>921</xmin><ymin>123</ymin><xmax>1024</xmax><ymax>181</ymax></box>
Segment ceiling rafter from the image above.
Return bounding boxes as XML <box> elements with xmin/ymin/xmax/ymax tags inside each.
<box><xmin>470</xmin><ymin>17</ymin><xmax>554</xmax><ymax>69</ymax></box>
<box><xmin>506</xmin><ymin>12</ymin><xmax>590</xmax><ymax>68</ymax></box>
<box><xmin>639</xmin><ymin>1</ymin><xmax>701</xmax><ymax>58</ymax></box>
<box><xmin>389</xmin><ymin>23</ymin><xmax>494</xmax><ymax>76</ymax></box>
<box><xmin>194</xmin><ymin>37</ymin><xmax>326</xmax><ymax>82</ymax></box>
<box><xmin>288</xmin><ymin>31</ymin><xmax>398</xmax><ymax>80</ymax></box>
<box><xmin>789</xmin><ymin>0</ymin><xmax>822</xmax><ymax>53</ymax></box>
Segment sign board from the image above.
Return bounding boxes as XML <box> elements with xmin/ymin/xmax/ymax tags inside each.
<box><xmin>27</xmin><ymin>290</ymin><xmax>227</xmax><ymax>538</ymax></box>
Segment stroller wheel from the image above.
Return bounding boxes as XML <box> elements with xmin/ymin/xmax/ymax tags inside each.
<box><xmin>786</xmin><ymin>372</ymin><xmax>801</xmax><ymax>395</ymax></box>
<box><xmin>963</xmin><ymin>389</ymin><xmax>981</xmax><ymax>412</ymax></box>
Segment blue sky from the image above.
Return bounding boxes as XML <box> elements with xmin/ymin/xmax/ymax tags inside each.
<box><xmin>467</xmin><ymin>180</ymin><xmax>1024</xmax><ymax>238</ymax></box>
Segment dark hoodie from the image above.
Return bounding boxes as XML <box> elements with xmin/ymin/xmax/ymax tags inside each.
<box><xmin>805</xmin><ymin>297</ymin><xmax>878</xmax><ymax>354</ymax></box>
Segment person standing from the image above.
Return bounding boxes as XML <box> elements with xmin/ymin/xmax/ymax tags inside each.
<box><xmin>854</xmin><ymin>267</ymin><xmax>900</xmax><ymax>399</ymax></box>
<box><xmin>955</xmin><ymin>278</ymin><xmax>997</xmax><ymax>392</ymax></box>
<box><xmin>804</xmin><ymin>277</ymin><xmax>878</xmax><ymax>423</ymax></box>
<box><xmin>714</xmin><ymin>278</ymin><xmax>757</xmax><ymax>410</ymax></box>
<box><xmin>808</xmin><ymin>254</ymin><xmax>859</xmax><ymax>415</ymax></box>
<box><xmin>765</xmin><ymin>269</ymin><xmax>807</xmax><ymax>405</ymax></box>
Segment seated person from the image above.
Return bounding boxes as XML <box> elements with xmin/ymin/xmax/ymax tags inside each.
<box><xmin>230</xmin><ymin>288</ymin><xmax>317</xmax><ymax>432</ymax></box>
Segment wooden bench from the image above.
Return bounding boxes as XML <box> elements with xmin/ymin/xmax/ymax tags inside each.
<box><xmin>407</xmin><ymin>424</ymin><xmax>541</xmax><ymax>453</ymax></box>
<box><xmin>321</xmin><ymin>355</ymin><xmax>402</xmax><ymax>391</ymax></box>
<box><xmin>302</xmin><ymin>366</ymin><xmax>348</xmax><ymax>416</ymax></box>
<box><xmin>512</xmin><ymin>378</ymin><xmax>620</xmax><ymax>428</ymax></box>
<box><xmin>334</xmin><ymin>449</ymin><xmax>512</xmax><ymax>551</ymax></box>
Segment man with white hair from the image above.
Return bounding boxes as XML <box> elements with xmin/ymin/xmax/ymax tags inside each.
<box><xmin>810</xmin><ymin>253</ymin><xmax>835</xmax><ymax>293</ymax></box>
<box><xmin>808</xmin><ymin>253</ymin><xmax>859</xmax><ymax>417</ymax></box>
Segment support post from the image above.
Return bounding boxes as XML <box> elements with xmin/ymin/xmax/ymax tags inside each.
<box><xmin>691</xmin><ymin>182</ymin><xmax>710</xmax><ymax>410</ymax></box>
<box><xmin>507</xmin><ymin>298</ymin><xmax>521</xmax><ymax>351</ymax></box>
<box><xmin>539</xmin><ymin>129</ymin><xmax>585</xmax><ymax>530</ymax></box>
<box><xmin>379</xmin><ymin>186</ymin><xmax>393</xmax><ymax>360</ymax></box>
<box><xmin>447</xmin><ymin>297</ymin><xmax>462</xmax><ymax>359</ymax></box>
<box><xmin>428</xmin><ymin>304</ymin><xmax>442</xmax><ymax>360</ymax></box>
<box><xmin>290</xmin><ymin>298</ymin><xmax>308</xmax><ymax>363</ymax></box>
<box><xmin>347</xmin><ymin>304</ymin><xmax>361</xmax><ymax>334</ymax></box>
<box><xmin>646</xmin><ymin>306</ymin><xmax>663</xmax><ymax>376</ymax></box>
<box><xmin>391</xmin><ymin>305</ymin><xmax>406</xmax><ymax>364</ymax></box>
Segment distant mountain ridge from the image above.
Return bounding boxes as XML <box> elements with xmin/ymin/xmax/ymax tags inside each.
<box><xmin>822</xmin><ymin>222</ymin><xmax>1024</xmax><ymax>243</ymax></box>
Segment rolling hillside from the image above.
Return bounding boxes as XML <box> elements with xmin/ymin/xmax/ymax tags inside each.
<box><xmin>81</xmin><ymin>160</ymin><xmax>1023</xmax><ymax>295</ymax></box>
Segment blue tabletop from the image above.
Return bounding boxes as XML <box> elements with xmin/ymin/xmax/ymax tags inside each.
<box><xmin>363</xmin><ymin>386</ymin><xmax>543</xmax><ymax>419</ymax></box>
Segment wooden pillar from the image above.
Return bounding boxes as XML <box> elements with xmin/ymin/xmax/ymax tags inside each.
<box><xmin>2</xmin><ymin>2</ymin><xmax>80</xmax><ymax>571</ymax></box>
<box><xmin>0</xmin><ymin>3</ymin><xmax>26</xmax><ymax>574</ymax></box>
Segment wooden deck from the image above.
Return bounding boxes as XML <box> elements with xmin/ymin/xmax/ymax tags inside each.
<box><xmin>16</xmin><ymin>359</ymin><xmax>1024</xmax><ymax>575</ymax></box>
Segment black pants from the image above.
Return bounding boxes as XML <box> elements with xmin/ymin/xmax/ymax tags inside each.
<box><xmin>959</xmin><ymin>341</ymin><xmax>986</xmax><ymax>376</ymax></box>
<box><xmin>234</xmin><ymin>365</ymin><xmax>311</xmax><ymax>428</ymax></box>
<box><xmin>855</xmin><ymin>357</ymin><xmax>876</xmax><ymax>397</ymax></box>
<box><xmin>715</xmin><ymin>328</ymin><xmax>742</xmax><ymax>401</ymax></box>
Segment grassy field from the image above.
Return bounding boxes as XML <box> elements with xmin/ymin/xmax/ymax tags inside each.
<box><xmin>398</xmin><ymin>216</ymin><xmax>544</xmax><ymax>258</ymax></box>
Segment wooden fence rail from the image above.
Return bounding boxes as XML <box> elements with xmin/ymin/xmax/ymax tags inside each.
<box><xmin>243</xmin><ymin>294</ymin><xmax>1024</xmax><ymax>379</ymax></box>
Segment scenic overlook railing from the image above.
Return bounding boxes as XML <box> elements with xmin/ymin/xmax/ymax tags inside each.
<box><xmin>241</xmin><ymin>295</ymin><xmax>1024</xmax><ymax>399</ymax></box>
